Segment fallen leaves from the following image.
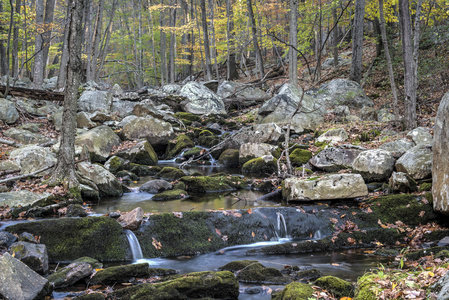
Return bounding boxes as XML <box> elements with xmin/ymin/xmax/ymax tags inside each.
<box><xmin>152</xmin><ymin>237</ymin><xmax>162</xmax><ymax>250</ymax></box>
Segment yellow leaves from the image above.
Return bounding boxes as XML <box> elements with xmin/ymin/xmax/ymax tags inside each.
<box><xmin>340</xmin><ymin>297</ymin><xmax>352</xmax><ymax>300</ymax></box>
<box><xmin>152</xmin><ymin>237</ymin><xmax>162</xmax><ymax>250</ymax></box>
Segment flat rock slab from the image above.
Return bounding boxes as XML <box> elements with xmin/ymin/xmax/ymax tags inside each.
<box><xmin>282</xmin><ymin>174</ymin><xmax>368</xmax><ymax>201</ymax></box>
<box><xmin>0</xmin><ymin>190</ymin><xmax>52</xmax><ymax>209</ymax></box>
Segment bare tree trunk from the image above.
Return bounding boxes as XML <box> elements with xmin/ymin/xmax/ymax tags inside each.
<box><xmin>226</xmin><ymin>0</ymin><xmax>238</xmax><ymax>80</ymax></box>
<box><xmin>33</xmin><ymin>0</ymin><xmax>45</xmax><ymax>88</ymax></box>
<box><xmin>332</xmin><ymin>5</ymin><xmax>339</xmax><ymax>67</ymax></box>
<box><xmin>0</xmin><ymin>2</ymin><xmax>7</xmax><ymax>76</ymax></box>
<box><xmin>349</xmin><ymin>0</ymin><xmax>365</xmax><ymax>83</ymax></box>
<box><xmin>379</xmin><ymin>0</ymin><xmax>399</xmax><ymax>122</ymax></box>
<box><xmin>86</xmin><ymin>0</ymin><xmax>104</xmax><ymax>82</ymax></box>
<box><xmin>42</xmin><ymin>0</ymin><xmax>56</xmax><ymax>79</ymax></box>
<box><xmin>57</xmin><ymin>1</ymin><xmax>71</xmax><ymax>89</ymax></box>
<box><xmin>50</xmin><ymin>0</ymin><xmax>84</xmax><ymax>188</ymax></box>
<box><xmin>96</xmin><ymin>0</ymin><xmax>118</xmax><ymax>81</ymax></box>
<box><xmin>373</xmin><ymin>17</ymin><xmax>382</xmax><ymax>57</ymax></box>
<box><xmin>180</xmin><ymin>0</ymin><xmax>190</xmax><ymax>79</ymax></box>
<box><xmin>160</xmin><ymin>1</ymin><xmax>167</xmax><ymax>86</ymax></box>
<box><xmin>148</xmin><ymin>0</ymin><xmax>158</xmax><ymax>85</ymax></box>
<box><xmin>4</xmin><ymin>0</ymin><xmax>14</xmax><ymax>96</ymax></box>
<box><xmin>169</xmin><ymin>0</ymin><xmax>177</xmax><ymax>83</ymax></box>
<box><xmin>200</xmin><ymin>0</ymin><xmax>212</xmax><ymax>80</ymax></box>
<box><xmin>288</xmin><ymin>0</ymin><xmax>298</xmax><ymax>87</ymax></box>
<box><xmin>12</xmin><ymin>0</ymin><xmax>21</xmax><ymax>78</ymax></box>
<box><xmin>208</xmin><ymin>0</ymin><xmax>219</xmax><ymax>80</ymax></box>
<box><xmin>247</xmin><ymin>0</ymin><xmax>264</xmax><ymax>79</ymax></box>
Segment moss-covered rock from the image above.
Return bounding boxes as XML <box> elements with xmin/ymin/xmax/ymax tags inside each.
<box><xmin>116</xmin><ymin>170</ymin><xmax>139</xmax><ymax>181</ymax></box>
<box><xmin>104</xmin><ymin>156</ymin><xmax>129</xmax><ymax>174</ymax></box>
<box><xmin>89</xmin><ymin>263</ymin><xmax>150</xmax><ymax>284</ymax></box>
<box><xmin>180</xmin><ymin>176</ymin><xmax>234</xmax><ymax>193</ymax></box>
<box><xmin>220</xmin><ymin>260</ymin><xmax>289</xmax><ymax>284</ymax></box>
<box><xmin>198</xmin><ymin>130</ymin><xmax>220</xmax><ymax>148</ymax></box>
<box><xmin>218</xmin><ymin>149</ymin><xmax>240</xmax><ymax>168</ymax></box>
<box><xmin>6</xmin><ymin>217</ymin><xmax>128</xmax><ymax>262</ymax></box>
<box><xmin>174</xmin><ymin>112</ymin><xmax>202</xmax><ymax>122</ymax></box>
<box><xmin>129</xmin><ymin>164</ymin><xmax>161</xmax><ymax>176</ymax></box>
<box><xmin>314</xmin><ymin>276</ymin><xmax>354</xmax><ymax>298</ymax></box>
<box><xmin>419</xmin><ymin>182</ymin><xmax>432</xmax><ymax>191</ymax></box>
<box><xmin>156</xmin><ymin>167</ymin><xmax>187</xmax><ymax>180</ymax></box>
<box><xmin>152</xmin><ymin>189</ymin><xmax>188</xmax><ymax>201</ymax></box>
<box><xmin>182</xmin><ymin>147</ymin><xmax>203</xmax><ymax>159</ymax></box>
<box><xmin>165</xmin><ymin>134</ymin><xmax>195</xmax><ymax>159</ymax></box>
<box><xmin>242</xmin><ymin>156</ymin><xmax>277</xmax><ymax>175</ymax></box>
<box><xmin>289</xmin><ymin>149</ymin><xmax>312</xmax><ymax>167</ymax></box>
<box><xmin>219</xmin><ymin>260</ymin><xmax>258</xmax><ymax>272</ymax></box>
<box><xmin>116</xmin><ymin>141</ymin><xmax>158</xmax><ymax>166</ymax></box>
<box><xmin>354</xmin><ymin>274</ymin><xmax>378</xmax><ymax>300</ymax></box>
<box><xmin>109</xmin><ymin>271</ymin><xmax>239</xmax><ymax>300</ymax></box>
<box><xmin>295</xmin><ymin>268</ymin><xmax>323</xmax><ymax>282</ymax></box>
<box><xmin>272</xmin><ymin>282</ymin><xmax>314</xmax><ymax>300</ymax></box>
<box><xmin>173</xmin><ymin>181</ymin><xmax>186</xmax><ymax>190</ymax></box>
<box><xmin>47</xmin><ymin>257</ymin><xmax>101</xmax><ymax>288</ymax></box>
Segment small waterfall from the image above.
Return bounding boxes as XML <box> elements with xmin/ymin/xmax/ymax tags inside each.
<box><xmin>313</xmin><ymin>230</ymin><xmax>322</xmax><ymax>240</ymax></box>
<box><xmin>276</xmin><ymin>212</ymin><xmax>290</xmax><ymax>240</ymax></box>
<box><xmin>125</xmin><ymin>229</ymin><xmax>143</xmax><ymax>260</ymax></box>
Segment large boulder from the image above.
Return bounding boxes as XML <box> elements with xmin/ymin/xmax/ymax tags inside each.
<box><xmin>272</xmin><ymin>282</ymin><xmax>313</xmax><ymax>300</ymax></box>
<box><xmin>179</xmin><ymin>81</ymin><xmax>226</xmax><ymax>115</ymax></box>
<box><xmin>0</xmin><ymin>98</ymin><xmax>19</xmax><ymax>124</ymax></box>
<box><xmin>139</xmin><ymin>179</ymin><xmax>173</xmax><ymax>194</ymax></box>
<box><xmin>117</xmin><ymin>207</ymin><xmax>144</xmax><ymax>230</ymax></box>
<box><xmin>351</xmin><ymin>149</ymin><xmax>395</xmax><ymax>182</ymax></box>
<box><xmin>242</xmin><ymin>155</ymin><xmax>277</xmax><ymax>175</ymax></box>
<box><xmin>406</xmin><ymin>127</ymin><xmax>433</xmax><ymax>145</ymax></box>
<box><xmin>3</xmin><ymin>128</ymin><xmax>50</xmax><ymax>145</ymax></box>
<box><xmin>89</xmin><ymin>263</ymin><xmax>150</xmax><ymax>284</ymax></box>
<box><xmin>310</xmin><ymin>146</ymin><xmax>364</xmax><ymax>172</ymax></box>
<box><xmin>224</xmin><ymin>123</ymin><xmax>284</xmax><ymax>149</ymax></box>
<box><xmin>9</xmin><ymin>242</ymin><xmax>49</xmax><ymax>274</ymax></box>
<box><xmin>6</xmin><ymin>217</ymin><xmax>129</xmax><ymax>262</ymax></box>
<box><xmin>122</xmin><ymin>116</ymin><xmax>175</xmax><ymax>147</ymax></box>
<box><xmin>47</xmin><ymin>257</ymin><xmax>99</xmax><ymax>288</ymax></box>
<box><xmin>77</xmin><ymin>162</ymin><xmax>123</xmax><ymax>197</ymax></box>
<box><xmin>316</xmin><ymin>128</ymin><xmax>349</xmax><ymax>144</ymax></box>
<box><xmin>0</xmin><ymin>231</ymin><xmax>18</xmax><ymax>248</ymax></box>
<box><xmin>239</xmin><ymin>142</ymin><xmax>277</xmax><ymax>165</ymax></box>
<box><xmin>15</xmin><ymin>99</ymin><xmax>58</xmax><ymax>117</ymax></box>
<box><xmin>0</xmin><ymin>191</ymin><xmax>52</xmax><ymax>210</ymax></box>
<box><xmin>257</xmin><ymin>84</ymin><xmax>324</xmax><ymax>133</ymax></box>
<box><xmin>312</xmin><ymin>78</ymin><xmax>373</xmax><ymax>109</ymax></box>
<box><xmin>395</xmin><ymin>144</ymin><xmax>432</xmax><ymax>180</ymax></box>
<box><xmin>434</xmin><ymin>91</ymin><xmax>449</xmax><ymax>214</ymax></box>
<box><xmin>389</xmin><ymin>172</ymin><xmax>418</xmax><ymax>193</ymax></box>
<box><xmin>78</xmin><ymin>90</ymin><xmax>113</xmax><ymax>113</ymax></box>
<box><xmin>75</xmin><ymin>126</ymin><xmax>121</xmax><ymax>162</ymax></box>
<box><xmin>76</xmin><ymin>112</ymin><xmax>96</xmax><ymax>129</ymax></box>
<box><xmin>217</xmin><ymin>81</ymin><xmax>270</xmax><ymax>103</ymax></box>
<box><xmin>379</xmin><ymin>139</ymin><xmax>415</xmax><ymax>158</ymax></box>
<box><xmin>9</xmin><ymin>145</ymin><xmax>56</xmax><ymax>176</ymax></box>
<box><xmin>0</xmin><ymin>253</ymin><xmax>53</xmax><ymax>300</ymax></box>
<box><xmin>282</xmin><ymin>174</ymin><xmax>368</xmax><ymax>201</ymax></box>
<box><xmin>111</xmin><ymin>99</ymin><xmax>138</xmax><ymax>118</ymax></box>
<box><xmin>116</xmin><ymin>140</ymin><xmax>158</xmax><ymax>166</ymax></box>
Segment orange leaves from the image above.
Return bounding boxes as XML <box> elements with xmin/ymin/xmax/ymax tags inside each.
<box><xmin>378</xmin><ymin>219</ymin><xmax>389</xmax><ymax>229</ymax></box>
<box><xmin>215</xmin><ymin>228</ymin><xmax>221</xmax><ymax>236</ymax></box>
<box><xmin>152</xmin><ymin>237</ymin><xmax>162</xmax><ymax>250</ymax></box>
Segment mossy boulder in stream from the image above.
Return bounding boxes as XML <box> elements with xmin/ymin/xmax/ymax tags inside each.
<box><xmin>89</xmin><ymin>263</ymin><xmax>150</xmax><ymax>284</ymax></box>
<box><xmin>218</xmin><ymin>149</ymin><xmax>240</xmax><ymax>167</ymax></box>
<box><xmin>165</xmin><ymin>134</ymin><xmax>195</xmax><ymax>159</ymax></box>
<box><xmin>116</xmin><ymin>140</ymin><xmax>158</xmax><ymax>166</ymax></box>
<box><xmin>219</xmin><ymin>260</ymin><xmax>290</xmax><ymax>284</ymax></box>
<box><xmin>6</xmin><ymin>217</ymin><xmax>128</xmax><ymax>262</ymax></box>
<box><xmin>109</xmin><ymin>271</ymin><xmax>239</xmax><ymax>300</ymax></box>
<box><xmin>242</xmin><ymin>156</ymin><xmax>277</xmax><ymax>175</ymax></box>
<box><xmin>289</xmin><ymin>149</ymin><xmax>313</xmax><ymax>167</ymax></box>
<box><xmin>354</xmin><ymin>274</ymin><xmax>378</xmax><ymax>300</ymax></box>
<box><xmin>152</xmin><ymin>189</ymin><xmax>188</xmax><ymax>201</ymax></box>
<box><xmin>156</xmin><ymin>167</ymin><xmax>187</xmax><ymax>180</ymax></box>
<box><xmin>314</xmin><ymin>276</ymin><xmax>354</xmax><ymax>298</ymax></box>
<box><xmin>180</xmin><ymin>176</ymin><xmax>234</xmax><ymax>193</ymax></box>
<box><xmin>272</xmin><ymin>282</ymin><xmax>314</xmax><ymax>300</ymax></box>
<box><xmin>197</xmin><ymin>130</ymin><xmax>220</xmax><ymax>148</ymax></box>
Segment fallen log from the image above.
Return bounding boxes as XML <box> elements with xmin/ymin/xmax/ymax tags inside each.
<box><xmin>0</xmin><ymin>85</ymin><xmax>64</xmax><ymax>101</ymax></box>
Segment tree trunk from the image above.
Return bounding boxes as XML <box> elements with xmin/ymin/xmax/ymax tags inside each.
<box><xmin>226</xmin><ymin>0</ymin><xmax>238</xmax><ymax>80</ymax></box>
<box><xmin>57</xmin><ymin>1</ymin><xmax>71</xmax><ymax>90</ymax></box>
<box><xmin>332</xmin><ymin>5</ymin><xmax>339</xmax><ymax>67</ymax></box>
<box><xmin>42</xmin><ymin>0</ymin><xmax>56</xmax><ymax>79</ymax></box>
<box><xmin>373</xmin><ymin>17</ymin><xmax>382</xmax><ymax>57</ymax></box>
<box><xmin>160</xmin><ymin>0</ymin><xmax>167</xmax><ymax>86</ymax></box>
<box><xmin>200</xmin><ymin>0</ymin><xmax>212</xmax><ymax>80</ymax></box>
<box><xmin>0</xmin><ymin>2</ymin><xmax>7</xmax><ymax>76</ymax></box>
<box><xmin>148</xmin><ymin>0</ymin><xmax>158</xmax><ymax>85</ymax></box>
<box><xmin>288</xmin><ymin>0</ymin><xmax>298</xmax><ymax>87</ymax></box>
<box><xmin>86</xmin><ymin>0</ymin><xmax>104</xmax><ymax>82</ymax></box>
<box><xmin>169</xmin><ymin>0</ymin><xmax>177</xmax><ymax>83</ymax></box>
<box><xmin>12</xmin><ymin>0</ymin><xmax>21</xmax><ymax>78</ymax></box>
<box><xmin>349</xmin><ymin>0</ymin><xmax>365</xmax><ymax>83</ymax></box>
<box><xmin>247</xmin><ymin>0</ymin><xmax>264</xmax><ymax>79</ymax></box>
<box><xmin>96</xmin><ymin>0</ymin><xmax>118</xmax><ymax>81</ymax></box>
<box><xmin>208</xmin><ymin>0</ymin><xmax>219</xmax><ymax>80</ymax></box>
<box><xmin>50</xmin><ymin>0</ymin><xmax>84</xmax><ymax>188</ymax></box>
<box><xmin>33</xmin><ymin>0</ymin><xmax>45</xmax><ymax>88</ymax></box>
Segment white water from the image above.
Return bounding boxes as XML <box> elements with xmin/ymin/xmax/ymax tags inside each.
<box><xmin>125</xmin><ymin>229</ymin><xmax>143</xmax><ymax>260</ymax></box>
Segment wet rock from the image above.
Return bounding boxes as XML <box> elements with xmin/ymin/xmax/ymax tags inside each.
<box><xmin>0</xmin><ymin>253</ymin><xmax>53</xmax><ymax>300</ymax></box>
<box><xmin>0</xmin><ymin>190</ymin><xmax>52</xmax><ymax>210</ymax></box>
<box><xmin>219</xmin><ymin>260</ymin><xmax>290</xmax><ymax>284</ymax></box>
<box><xmin>47</xmin><ymin>257</ymin><xmax>101</xmax><ymax>288</ymax></box>
<box><xmin>3</xmin><ymin>128</ymin><xmax>51</xmax><ymax>145</ymax></box>
<box><xmin>389</xmin><ymin>172</ymin><xmax>418</xmax><ymax>193</ymax></box>
<box><xmin>198</xmin><ymin>129</ymin><xmax>220</xmax><ymax>148</ymax></box>
<box><xmin>239</xmin><ymin>142</ymin><xmax>277</xmax><ymax>165</ymax></box>
<box><xmin>310</xmin><ymin>146</ymin><xmax>364</xmax><ymax>172</ymax></box>
<box><xmin>117</xmin><ymin>207</ymin><xmax>145</xmax><ymax>230</ymax></box>
<box><xmin>77</xmin><ymin>162</ymin><xmax>123</xmax><ymax>197</ymax></box>
<box><xmin>180</xmin><ymin>81</ymin><xmax>226</xmax><ymax>115</ymax></box>
<box><xmin>78</xmin><ymin>90</ymin><xmax>113</xmax><ymax>113</ymax></box>
<box><xmin>156</xmin><ymin>167</ymin><xmax>187</xmax><ymax>180</ymax></box>
<box><xmin>315</xmin><ymin>276</ymin><xmax>354</xmax><ymax>298</ymax></box>
<box><xmin>407</xmin><ymin>127</ymin><xmax>433</xmax><ymax>145</ymax></box>
<box><xmin>244</xmin><ymin>286</ymin><xmax>264</xmax><ymax>294</ymax></box>
<box><xmin>218</xmin><ymin>149</ymin><xmax>240</xmax><ymax>167</ymax></box>
<box><xmin>395</xmin><ymin>144</ymin><xmax>432</xmax><ymax>180</ymax></box>
<box><xmin>257</xmin><ymin>84</ymin><xmax>323</xmax><ymax>133</ymax></box>
<box><xmin>90</xmin><ymin>262</ymin><xmax>150</xmax><ymax>284</ymax></box>
<box><xmin>282</xmin><ymin>174</ymin><xmax>368</xmax><ymax>201</ymax></box>
<box><xmin>139</xmin><ymin>179</ymin><xmax>173</xmax><ymax>193</ymax></box>
<box><xmin>165</xmin><ymin>134</ymin><xmax>194</xmax><ymax>159</ymax></box>
<box><xmin>295</xmin><ymin>268</ymin><xmax>323</xmax><ymax>282</ymax></box>
<box><xmin>352</xmin><ymin>149</ymin><xmax>395</xmax><ymax>182</ymax></box>
<box><xmin>19</xmin><ymin>232</ymin><xmax>37</xmax><ymax>243</ymax></box>
<box><xmin>380</xmin><ymin>139</ymin><xmax>415</xmax><ymax>158</ymax></box>
<box><xmin>152</xmin><ymin>189</ymin><xmax>188</xmax><ymax>201</ymax></box>
<box><xmin>180</xmin><ymin>175</ymin><xmax>235</xmax><ymax>193</ymax></box>
<box><xmin>242</xmin><ymin>155</ymin><xmax>277</xmax><ymax>175</ymax></box>
<box><xmin>316</xmin><ymin>128</ymin><xmax>349</xmax><ymax>144</ymax></box>
<box><xmin>272</xmin><ymin>282</ymin><xmax>313</xmax><ymax>300</ymax></box>
<box><xmin>0</xmin><ymin>231</ymin><xmax>17</xmax><ymax>248</ymax></box>
<box><xmin>76</xmin><ymin>112</ymin><xmax>96</xmax><ymax>129</ymax></box>
<box><xmin>75</xmin><ymin>126</ymin><xmax>121</xmax><ymax>162</ymax></box>
<box><xmin>116</xmin><ymin>140</ymin><xmax>158</xmax><ymax>166</ymax></box>
<box><xmin>104</xmin><ymin>156</ymin><xmax>129</xmax><ymax>174</ymax></box>
<box><xmin>109</xmin><ymin>271</ymin><xmax>239</xmax><ymax>300</ymax></box>
<box><xmin>9</xmin><ymin>241</ymin><xmax>49</xmax><ymax>274</ymax></box>
<box><xmin>0</xmin><ymin>98</ymin><xmax>19</xmax><ymax>124</ymax></box>
<box><xmin>67</xmin><ymin>204</ymin><xmax>88</xmax><ymax>217</ymax></box>
<box><xmin>6</xmin><ymin>217</ymin><xmax>129</xmax><ymax>261</ymax></box>
<box><xmin>130</xmin><ymin>164</ymin><xmax>161</xmax><ymax>176</ymax></box>
<box><xmin>9</xmin><ymin>145</ymin><xmax>56</xmax><ymax>176</ymax></box>
<box><xmin>122</xmin><ymin>116</ymin><xmax>175</xmax><ymax>147</ymax></box>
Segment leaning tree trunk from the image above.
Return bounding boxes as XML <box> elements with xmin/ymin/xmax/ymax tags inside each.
<box><xmin>349</xmin><ymin>0</ymin><xmax>365</xmax><ymax>83</ymax></box>
<box><xmin>332</xmin><ymin>5</ymin><xmax>339</xmax><ymax>67</ymax></box>
<box><xmin>288</xmin><ymin>0</ymin><xmax>298</xmax><ymax>87</ymax></box>
<box><xmin>50</xmin><ymin>0</ymin><xmax>84</xmax><ymax>188</ymax></box>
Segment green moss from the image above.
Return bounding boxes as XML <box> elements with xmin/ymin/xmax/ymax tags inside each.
<box><xmin>156</xmin><ymin>167</ymin><xmax>187</xmax><ymax>180</ymax></box>
<box><xmin>294</xmin><ymin>167</ymin><xmax>313</xmax><ymax>174</ymax></box>
<box><xmin>242</xmin><ymin>157</ymin><xmax>277</xmax><ymax>174</ymax></box>
<box><xmin>354</xmin><ymin>274</ymin><xmax>379</xmax><ymax>300</ymax></box>
<box><xmin>107</xmin><ymin>156</ymin><xmax>127</xmax><ymax>174</ymax></box>
<box><xmin>182</xmin><ymin>147</ymin><xmax>202</xmax><ymax>159</ymax></box>
<box><xmin>272</xmin><ymin>282</ymin><xmax>313</xmax><ymax>300</ymax></box>
<box><xmin>436</xmin><ymin>250</ymin><xmax>449</xmax><ymax>259</ymax></box>
<box><xmin>289</xmin><ymin>149</ymin><xmax>312</xmax><ymax>167</ymax></box>
<box><xmin>218</xmin><ymin>149</ymin><xmax>240</xmax><ymax>168</ymax></box>
<box><xmin>295</xmin><ymin>268</ymin><xmax>323</xmax><ymax>282</ymax></box>
<box><xmin>219</xmin><ymin>260</ymin><xmax>259</xmax><ymax>272</ymax></box>
<box><xmin>152</xmin><ymin>189</ymin><xmax>188</xmax><ymax>201</ymax></box>
<box><xmin>234</xmin><ymin>263</ymin><xmax>289</xmax><ymax>284</ymax></box>
<box><xmin>419</xmin><ymin>182</ymin><xmax>432</xmax><ymax>191</ymax></box>
<box><xmin>129</xmin><ymin>164</ymin><xmax>161</xmax><ymax>176</ymax></box>
<box><xmin>90</xmin><ymin>263</ymin><xmax>150</xmax><ymax>284</ymax></box>
<box><xmin>6</xmin><ymin>217</ymin><xmax>128</xmax><ymax>262</ymax></box>
<box><xmin>165</xmin><ymin>134</ymin><xmax>194</xmax><ymax>159</ymax></box>
<box><xmin>143</xmin><ymin>141</ymin><xmax>158</xmax><ymax>166</ymax></box>
<box><xmin>315</xmin><ymin>276</ymin><xmax>354</xmax><ymax>298</ymax></box>
<box><xmin>180</xmin><ymin>176</ymin><xmax>234</xmax><ymax>193</ymax></box>
<box><xmin>173</xmin><ymin>181</ymin><xmax>186</xmax><ymax>190</ymax></box>
<box><xmin>174</xmin><ymin>112</ymin><xmax>201</xmax><ymax>122</ymax></box>
<box><xmin>314</xmin><ymin>141</ymin><xmax>330</xmax><ymax>148</ymax></box>
<box><xmin>198</xmin><ymin>130</ymin><xmax>220</xmax><ymax>148</ymax></box>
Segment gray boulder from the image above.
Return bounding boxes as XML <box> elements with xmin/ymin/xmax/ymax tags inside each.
<box><xmin>42</xmin><ymin>76</ymin><xmax>58</xmax><ymax>90</ymax></box>
<box><xmin>0</xmin><ymin>98</ymin><xmax>19</xmax><ymax>124</ymax></box>
<box><xmin>309</xmin><ymin>146</ymin><xmax>364</xmax><ymax>172</ymax></box>
<box><xmin>239</xmin><ymin>142</ymin><xmax>277</xmax><ymax>165</ymax></box>
<box><xmin>316</xmin><ymin>128</ymin><xmax>349</xmax><ymax>144</ymax></box>
<box><xmin>139</xmin><ymin>179</ymin><xmax>173</xmax><ymax>193</ymax></box>
<box><xmin>0</xmin><ymin>253</ymin><xmax>53</xmax><ymax>300</ymax></box>
<box><xmin>77</xmin><ymin>162</ymin><xmax>123</xmax><ymax>197</ymax></box>
<box><xmin>434</xmin><ymin>91</ymin><xmax>449</xmax><ymax>214</ymax></box>
<box><xmin>9</xmin><ymin>145</ymin><xmax>56</xmax><ymax>176</ymax></box>
<box><xmin>75</xmin><ymin>126</ymin><xmax>121</xmax><ymax>162</ymax></box>
<box><xmin>0</xmin><ymin>231</ymin><xmax>18</xmax><ymax>248</ymax></box>
<box><xmin>112</xmin><ymin>83</ymin><xmax>123</xmax><ymax>96</ymax></box>
<box><xmin>283</xmin><ymin>174</ymin><xmax>368</xmax><ymax>201</ymax></box>
<box><xmin>48</xmin><ymin>261</ymin><xmax>93</xmax><ymax>288</ymax></box>
<box><xmin>406</xmin><ymin>127</ymin><xmax>433</xmax><ymax>145</ymax></box>
<box><xmin>224</xmin><ymin>123</ymin><xmax>284</xmax><ymax>149</ymax></box>
<box><xmin>111</xmin><ymin>99</ymin><xmax>138</xmax><ymax>118</ymax></box>
<box><xmin>78</xmin><ymin>90</ymin><xmax>113</xmax><ymax>113</ymax></box>
<box><xmin>180</xmin><ymin>81</ymin><xmax>226</xmax><ymax>115</ymax></box>
<box><xmin>122</xmin><ymin>116</ymin><xmax>175</xmax><ymax>147</ymax></box>
<box><xmin>389</xmin><ymin>172</ymin><xmax>417</xmax><ymax>193</ymax></box>
<box><xmin>76</xmin><ymin>112</ymin><xmax>96</xmax><ymax>129</ymax></box>
<box><xmin>0</xmin><ymin>160</ymin><xmax>21</xmax><ymax>173</ymax></box>
<box><xmin>380</xmin><ymin>139</ymin><xmax>415</xmax><ymax>158</ymax></box>
<box><xmin>257</xmin><ymin>84</ymin><xmax>324</xmax><ymax>133</ymax></box>
<box><xmin>15</xmin><ymin>99</ymin><xmax>58</xmax><ymax>117</ymax></box>
<box><xmin>312</xmin><ymin>78</ymin><xmax>374</xmax><ymax>109</ymax></box>
<box><xmin>116</xmin><ymin>140</ymin><xmax>158</xmax><ymax>166</ymax></box>
<box><xmin>0</xmin><ymin>190</ymin><xmax>52</xmax><ymax>210</ymax></box>
<box><xmin>3</xmin><ymin>128</ymin><xmax>50</xmax><ymax>145</ymax></box>
<box><xmin>377</xmin><ymin>108</ymin><xmax>395</xmax><ymax>122</ymax></box>
<box><xmin>118</xmin><ymin>115</ymin><xmax>138</xmax><ymax>128</ymax></box>
<box><xmin>9</xmin><ymin>242</ymin><xmax>49</xmax><ymax>274</ymax></box>
<box><xmin>217</xmin><ymin>81</ymin><xmax>270</xmax><ymax>103</ymax></box>
<box><xmin>396</xmin><ymin>144</ymin><xmax>432</xmax><ymax>180</ymax></box>
<box><xmin>162</xmin><ymin>84</ymin><xmax>182</xmax><ymax>94</ymax></box>
<box><xmin>352</xmin><ymin>149</ymin><xmax>395</xmax><ymax>182</ymax></box>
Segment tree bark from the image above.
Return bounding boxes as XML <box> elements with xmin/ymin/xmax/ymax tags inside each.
<box><xmin>160</xmin><ymin>0</ymin><xmax>167</xmax><ymax>85</ymax></box>
<box><xmin>226</xmin><ymin>0</ymin><xmax>238</xmax><ymax>80</ymax></box>
<box><xmin>0</xmin><ymin>2</ymin><xmax>7</xmax><ymax>76</ymax></box>
<box><xmin>332</xmin><ymin>5</ymin><xmax>339</xmax><ymax>67</ymax></box>
<box><xmin>33</xmin><ymin>0</ymin><xmax>45</xmax><ymax>88</ymax></box>
<box><xmin>200</xmin><ymin>0</ymin><xmax>212</xmax><ymax>80</ymax></box>
<box><xmin>169</xmin><ymin>0</ymin><xmax>177</xmax><ymax>83</ymax></box>
<box><xmin>50</xmin><ymin>0</ymin><xmax>84</xmax><ymax>188</ymax></box>
<box><xmin>247</xmin><ymin>0</ymin><xmax>264</xmax><ymax>79</ymax></box>
<box><xmin>288</xmin><ymin>0</ymin><xmax>298</xmax><ymax>87</ymax></box>
<box><xmin>86</xmin><ymin>0</ymin><xmax>104</xmax><ymax>82</ymax></box>
<box><xmin>42</xmin><ymin>0</ymin><xmax>56</xmax><ymax>79</ymax></box>
<box><xmin>349</xmin><ymin>0</ymin><xmax>365</xmax><ymax>83</ymax></box>
<box><xmin>57</xmin><ymin>1</ymin><xmax>71</xmax><ymax>90</ymax></box>
<box><xmin>208</xmin><ymin>0</ymin><xmax>219</xmax><ymax>80</ymax></box>
<box><xmin>12</xmin><ymin>0</ymin><xmax>21</xmax><ymax>78</ymax></box>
